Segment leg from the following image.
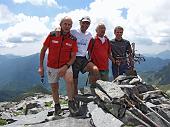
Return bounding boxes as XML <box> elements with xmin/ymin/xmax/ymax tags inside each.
<box><xmin>50</xmin><ymin>83</ymin><xmax>59</xmax><ymax>104</ymax></box>
<box><xmin>84</xmin><ymin>62</ymin><xmax>99</xmax><ymax>84</ymax></box>
<box><xmin>47</xmin><ymin>67</ymin><xmax>62</xmax><ymax>115</ymax></box>
<box><xmin>72</xmin><ymin>58</ymin><xmax>80</xmax><ymax>97</ymax></box>
<box><xmin>112</xmin><ymin>64</ymin><xmax>118</xmax><ymax>79</ymax></box>
<box><xmin>51</xmin><ymin>83</ymin><xmax>62</xmax><ymax>115</ymax></box>
<box><xmin>64</xmin><ymin>68</ymin><xmax>78</xmax><ymax>115</ymax></box>
<box><xmin>73</xmin><ymin>78</ymin><xmax>78</xmax><ymax>96</ymax></box>
<box><xmin>64</xmin><ymin>69</ymin><xmax>74</xmax><ymax>101</ymax></box>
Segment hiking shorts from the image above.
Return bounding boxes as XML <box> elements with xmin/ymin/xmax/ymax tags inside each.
<box><xmin>72</xmin><ymin>56</ymin><xmax>89</xmax><ymax>79</ymax></box>
<box><xmin>99</xmin><ymin>70</ymin><xmax>109</xmax><ymax>77</ymax></box>
<box><xmin>47</xmin><ymin>66</ymin><xmax>72</xmax><ymax>84</ymax></box>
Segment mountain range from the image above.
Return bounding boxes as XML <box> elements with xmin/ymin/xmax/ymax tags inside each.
<box><xmin>0</xmin><ymin>51</ymin><xmax>170</xmax><ymax>101</ymax></box>
<box><xmin>140</xmin><ymin>63</ymin><xmax>170</xmax><ymax>85</ymax></box>
<box><xmin>154</xmin><ymin>50</ymin><xmax>170</xmax><ymax>60</ymax></box>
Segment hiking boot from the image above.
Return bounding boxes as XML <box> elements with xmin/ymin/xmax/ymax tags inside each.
<box><xmin>68</xmin><ymin>100</ymin><xmax>79</xmax><ymax>116</ymax></box>
<box><xmin>54</xmin><ymin>103</ymin><xmax>62</xmax><ymax>115</ymax></box>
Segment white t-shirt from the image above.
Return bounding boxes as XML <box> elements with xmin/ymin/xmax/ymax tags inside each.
<box><xmin>71</xmin><ymin>29</ymin><xmax>92</xmax><ymax>57</ymax></box>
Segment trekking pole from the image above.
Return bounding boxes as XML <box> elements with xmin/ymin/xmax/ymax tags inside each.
<box><xmin>116</xmin><ymin>59</ymin><xmax>121</xmax><ymax>77</ymax></box>
<box><xmin>93</xmin><ymin>82</ymin><xmax>159</xmax><ymax>127</ymax></box>
<box><xmin>125</xmin><ymin>110</ymin><xmax>151</xmax><ymax>127</ymax></box>
<box><xmin>134</xmin><ymin>95</ymin><xmax>170</xmax><ymax>126</ymax></box>
<box><xmin>125</xmin><ymin>98</ymin><xmax>160</xmax><ymax>127</ymax></box>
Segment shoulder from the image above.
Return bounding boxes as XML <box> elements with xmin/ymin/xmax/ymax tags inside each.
<box><xmin>86</xmin><ymin>31</ymin><xmax>92</xmax><ymax>37</ymax></box>
<box><xmin>69</xmin><ymin>34</ymin><xmax>77</xmax><ymax>41</ymax></box>
<box><xmin>104</xmin><ymin>36</ymin><xmax>110</xmax><ymax>41</ymax></box>
<box><xmin>70</xmin><ymin>29</ymin><xmax>77</xmax><ymax>34</ymax></box>
<box><xmin>110</xmin><ymin>39</ymin><xmax>116</xmax><ymax>43</ymax></box>
<box><xmin>122</xmin><ymin>39</ymin><xmax>130</xmax><ymax>44</ymax></box>
<box><xmin>50</xmin><ymin>31</ymin><xmax>56</xmax><ymax>36</ymax></box>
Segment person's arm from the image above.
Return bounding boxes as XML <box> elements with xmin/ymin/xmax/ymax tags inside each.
<box><xmin>87</xmin><ymin>39</ymin><xmax>93</xmax><ymax>60</ymax></box>
<box><xmin>67</xmin><ymin>52</ymin><xmax>76</xmax><ymax>66</ymax></box>
<box><xmin>108</xmin><ymin>40</ymin><xmax>116</xmax><ymax>64</ymax></box>
<box><xmin>38</xmin><ymin>46</ymin><xmax>48</xmax><ymax>77</ymax></box>
<box><xmin>109</xmin><ymin>53</ymin><xmax>116</xmax><ymax>64</ymax></box>
<box><xmin>58</xmin><ymin>38</ymin><xmax>78</xmax><ymax>77</ymax></box>
<box><xmin>58</xmin><ymin>51</ymin><xmax>76</xmax><ymax>77</ymax></box>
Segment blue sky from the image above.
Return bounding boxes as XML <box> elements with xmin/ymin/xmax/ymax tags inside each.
<box><xmin>0</xmin><ymin>0</ymin><xmax>170</xmax><ymax>56</ymax></box>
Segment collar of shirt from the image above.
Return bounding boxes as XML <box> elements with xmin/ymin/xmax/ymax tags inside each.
<box><xmin>98</xmin><ymin>36</ymin><xmax>106</xmax><ymax>44</ymax></box>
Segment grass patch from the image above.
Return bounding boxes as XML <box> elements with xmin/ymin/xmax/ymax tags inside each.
<box><xmin>156</xmin><ymin>84</ymin><xmax>170</xmax><ymax>92</ymax></box>
<box><xmin>0</xmin><ymin>118</ymin><xmax>7</xmax><ymax>126</ymax></box>
<box><xmin>59</xmin><ymin>99</ymin><xmax>67</xmax><ymax>105</ymax></box>
<box><xmin>156</xmin><ymin>84</ymin><xmax>170</xmax><ymax>98</ymax></box>
<box><xmin>44</xmin><ymin>101</ymin><xmax>53</xmax><ymax>107</ymax></box>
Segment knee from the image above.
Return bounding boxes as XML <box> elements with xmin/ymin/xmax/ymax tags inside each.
<box><xmin>92</xmin><ymin>66</ymin><xmax>99</xmax><ymax>75</ymax></box>
<box><xmin>51</xmin><ymin>83</ymin><xmax>59</xmax><ymax>91</ymax></box>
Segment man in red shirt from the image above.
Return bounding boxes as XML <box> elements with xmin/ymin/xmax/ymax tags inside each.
<box><xmin>88</xmin><ymin>23</ymin><xmax>115</xmax><ymax>81</ymax></box>
<box><xmin>38</xmin><ymin>16</ymin><xmax>78</xmax><ymax>116</ymax></box>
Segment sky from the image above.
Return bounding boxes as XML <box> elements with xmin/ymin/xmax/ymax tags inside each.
<box><xmin>0</xmin><ymin>0</ymin><xmax>170</xmax><ymax>56</ymax></box>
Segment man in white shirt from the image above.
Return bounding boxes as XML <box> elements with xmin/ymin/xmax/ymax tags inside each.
<box><xmin>71</xmin><ymin>16</ymin><xmax>99</xmax><ymax>97</ymax></box>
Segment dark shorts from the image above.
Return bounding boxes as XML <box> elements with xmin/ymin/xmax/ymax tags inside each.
<box><xmin>72</xmin><ymin>56</ymin><xmax>89</xmax><ymax>79</ymax></box>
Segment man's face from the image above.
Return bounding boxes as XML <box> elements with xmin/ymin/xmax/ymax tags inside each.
<box><xmin>60</xmin><ymin>19</ymin><xmax>72</xmax><ymax>34</ymax></box>
<box><xmin>80</xmin><ymin>21</ymin><xmax>90</xmax><ymax>33</ymax></box>
<box><xmin>96</xmin><ymin>25</ymin><xmax>106</xmax><ymax>37</ymax></box>
<box><xmin>114</xmin><ymin>29</ymin><xmax>123</xmax><ymax>40</ymax></box>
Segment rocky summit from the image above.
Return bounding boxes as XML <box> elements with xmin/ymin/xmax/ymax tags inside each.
<box><xmin>1</xmin><ymin>75</ymin><xmax>170</xmax><ymax>127</ymax></box>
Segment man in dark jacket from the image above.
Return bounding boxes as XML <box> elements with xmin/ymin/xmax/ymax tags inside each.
<box><xmin>110</xmin><ymin>26</ymin><xmax>134</xmax><ymax>79</ymax></box>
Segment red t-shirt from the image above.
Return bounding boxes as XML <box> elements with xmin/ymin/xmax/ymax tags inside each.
<box><xmin>43</xmin><ymin>31</ymin><xmax>78</xmax><ymax>68</ymax></box>
<box><xmin>88</xmin><ymin>36</ymin><xmax>111</xmax><ymax>70</ymax></box>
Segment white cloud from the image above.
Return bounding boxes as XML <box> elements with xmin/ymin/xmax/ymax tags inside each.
<box><xmin>0</xmin><ymin>4</ymin><xmax>16</xmax><ymax>24</ymax></box>
<box><xmin>0</xmin><ymin>13</ymin><xmax>50</xmax><ymax>44</ymax></box>
<box><xmin>1</xmin><ymin>0</ymin><xmax>170</xmax><ymax>56</ymax></box>
<box><xmin>52</xmin><ymin>0</ymin><xmax>170</xmax><ymax>54</ymax></box>
<box><xmin>13</xmin><ymin>0</ymin><xmax>60</xmax><ymax>7</ymax></box>
<box><xmin>0</xmin><ymin>3</ymin><xmax>51</xmax><ymax>56</ymax></box>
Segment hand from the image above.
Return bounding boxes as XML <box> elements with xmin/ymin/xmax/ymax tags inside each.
<box><xmin>115</xmin><ymin>59</ymin><xmax>121</xmax><ymax>65</ymax></box>
<box><xmin>38</xmin><ymin>66</ymin><xmax>44</xmax><ymax>77</ymax></box>
<box><xmin>128</xmin><ymin>66</ymin><xmax>134</xmax><ymax>70</ymax></box>
<box><xmin>58</xmin><ymin>65</ymin><xmax>68</xmax><ymax>77</ymax></box>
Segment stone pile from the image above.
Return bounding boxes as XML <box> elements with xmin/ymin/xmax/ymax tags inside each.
<box><xmin>76</xmin><ymin>75</ymin><xmax>170</xmax><ymax>127</ymax></box>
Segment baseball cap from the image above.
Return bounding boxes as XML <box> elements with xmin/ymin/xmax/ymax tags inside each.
<box><xmin>79</xmin><ymin>16</ymin><xmax>91</xmax><ymax>23</ymax></box>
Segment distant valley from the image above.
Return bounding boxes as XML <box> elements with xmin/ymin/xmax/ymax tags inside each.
<box><xmin>0</xmin><ymin>51</ymin><xmax>170</xmax><ymax>101</ymax></box>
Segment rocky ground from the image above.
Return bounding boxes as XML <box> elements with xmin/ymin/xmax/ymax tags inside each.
<box><xmin>1</xmin><ymin>76</ymin><xmax>170</xmax><ymax>127</ymax></box>
<box><xmin>0</xmin><ymin>93</ymin><xmax>92</xmax><ymax>127</ymax></box>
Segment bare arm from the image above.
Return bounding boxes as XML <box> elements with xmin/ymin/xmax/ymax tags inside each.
<box><xmin>67</xmin><ymin>52</ymin><xmax>76</xmax><ymax>66</ymax></box>
<box><xmin>38</xmin><ymin>46</ymin><xmax>48</xmax><ymax>77</ymax></box>
<box><xmin>109</xmin><ymin>53</ymin><xmax>115</xmax><ymax>64</ymax></box>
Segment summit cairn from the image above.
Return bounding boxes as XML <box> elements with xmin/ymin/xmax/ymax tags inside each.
<box><xmin>76</xmin><ymin>75</ymin><xmax>170</xmax><ymax>127</ymax></box>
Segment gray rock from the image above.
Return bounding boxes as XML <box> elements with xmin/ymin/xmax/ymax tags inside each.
<box><xmin>3</xmin><ymin>110</ymin><xmax>49</xmax><ymax>127</ymax></box>
<box><xmin>28</xmin><ymin>117</ymin><xmax>91</xmax><ymax>127</ymax></box>
<box><xmin>88</xmin><ymin>102</ymin><xmax>123</xmax><ymax>127</ymax></box>
<box><xmin>96</xmin><ymin>80</ymin><xmax>125</xmax><ymax>99</ymax></box>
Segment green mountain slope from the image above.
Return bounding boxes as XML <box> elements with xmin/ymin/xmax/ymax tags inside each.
<box><xmin>140</xmin><ymin>63</ymin><xmax>170</xmax><ymax>85</ymax></box>
<box><xmin>0</xmin><ymin>53</ymin><xmax>170</xmax><ymax>101</ymax></box>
